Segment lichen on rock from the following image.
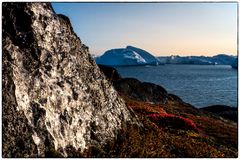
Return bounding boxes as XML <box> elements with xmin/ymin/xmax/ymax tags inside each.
<box><xmin>2</xmin><ymin>2</ymin><xmax>139</xmax><ymax>157</ymax></box>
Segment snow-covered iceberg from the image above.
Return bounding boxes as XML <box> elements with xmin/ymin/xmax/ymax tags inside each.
<box><xmin>157</xmin><ymin>54</ymin><xmax>236</xmax><ymax>65</ymax></box>
<box><xmin>95</xmin><ymin>46</ymin><xmax>159</xmax><ymax>66</ymax></box>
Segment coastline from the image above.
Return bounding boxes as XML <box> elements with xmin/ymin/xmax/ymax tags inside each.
<box><xmin>114</xmin><ymin>64</ymin><xmax>237</xmax><ymax>108</ymax></box>
<box><xmin>2</xmin><ymin>3</ymin><xmax>237</xmax><ymax>157</ymax></box>
<box><xmin>98</xmin><ymin>64</ymin><xmax>238</xmax><ymax>123</ymax></box>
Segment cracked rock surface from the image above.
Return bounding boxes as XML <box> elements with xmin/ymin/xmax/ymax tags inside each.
<box><xmin>2</xmin><ymin>2</ymin><xmax>138</xmax><ymax>157</ymax></box>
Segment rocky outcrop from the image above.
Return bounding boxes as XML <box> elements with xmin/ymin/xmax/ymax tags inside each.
<box><xmin>98</xmin><ymin>64</ymin><xmax>122</xmax><ymax>81</ymax></box>
<box><xmin>168</xmin><ymin>94</ymin><xmax>183</xmax><ymax>102</ymax></box>
<box><xmin>114</xmin><ymin>78</ymin><xmax>168</xmax><ymax>104</ymax></box>
<box><xmin>2</xmin><ymin>2</ymin><xmax>139</xmax><ymax>157</ymax></box>
<box><xmin>98</xmin><ymin>65</ymin><xmax>171</xmax><ymax>104</ymax></box>
<box><xmin>201</xmin><ymin>105</ymin><xmax>237</xmax><ymax>122</ymax></box>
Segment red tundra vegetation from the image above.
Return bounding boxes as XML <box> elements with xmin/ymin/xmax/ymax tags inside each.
<box><xmin>107</xmin><ymin>97</ymin><xmax>238</xmax><ymax>158</ymax></box>
<box><xmin>147</xmin><ymin>113</ymin><xmax>199</xmax><ymax>132</ymax></box>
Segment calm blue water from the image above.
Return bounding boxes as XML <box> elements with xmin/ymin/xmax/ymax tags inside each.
<box><xmin>115</xmin><ymin>65</ymin><xmax>238</xmax><ymax>108</ymax></box>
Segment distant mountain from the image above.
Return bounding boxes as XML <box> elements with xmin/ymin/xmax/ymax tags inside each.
<box><xmin>157</xmin><ymin>54</ymin><xmax>236</xmax><ymax>65</ymax></box>
<box><xmin>212</xmin><ymin>54</ymin><xmax>236</xmax><ymax>65</ymax></box>
<box><xmin>231</xmin><ymin>58</ymin><xmax>238</xmax><ymax>69</ymax></box>
<box><xmin>157</xmin><ymin>55</ymin><xmax>214</xmax><ymax>65</ymax></box>
<box><xmin>95</xmin><ymin>46</ymin><xmax>159</xmax><ymax>66</ymax></box>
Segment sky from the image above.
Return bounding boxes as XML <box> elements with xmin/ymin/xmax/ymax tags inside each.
<box><xmin>52</xmin><ymin>2</ymin><xmax>238</xmax><ymax>56</ymax></box>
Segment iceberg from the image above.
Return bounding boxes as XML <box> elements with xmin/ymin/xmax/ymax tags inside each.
<box><xmin>95</xmin><ymin>46</ymin><xmax>159</xmax><ymax>66</ymax></box>
<box><xmin>157</xmin><ymin>54</ymin><xmax>236</xmax><ymax>65</ymax></box>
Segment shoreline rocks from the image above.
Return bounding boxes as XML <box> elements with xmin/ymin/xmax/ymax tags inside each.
<box><xmin>200</xmin><ymin>105</ymin><xmax>237</xmax><ymax>122</ymax></box>
<box><xmin>98</xmin><ymin>64</ymin><xmax>237</xmax><ymax>123</ymax></box>
<box><xmin>98</xmin><ymin>65</ymin><xmax>190</xmax><ymax>105</ymax></box>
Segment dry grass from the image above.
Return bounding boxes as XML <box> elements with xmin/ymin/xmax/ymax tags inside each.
<box><xmin>114</xmin><ymin>98</ymin><xmax>238</xmax><ymax>158</ymax></box>
<box><xmin>56</xmin><ymin>97</ymin><xmax>237</xmax><ymax>158</ymax></box>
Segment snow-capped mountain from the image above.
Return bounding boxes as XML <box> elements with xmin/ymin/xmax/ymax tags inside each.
<box><xmin>95</xmin><ymin>46</ymin><xmax>159</xmax><ymax>66</ymax></box>
<box><xmin>157</xmin><ymin>54</ymin><xmax>236</xmax><ymax>65</ymax></box>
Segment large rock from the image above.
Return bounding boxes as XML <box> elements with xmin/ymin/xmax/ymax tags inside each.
<box><xmin>200</xmin><ymin>105</ymin><xmax>237</xmax><ymax>122</ymax></box>
<box><xmin>98</xmin><ymin>64</ymin><xmax>122</xmax><ymax>81</ymax></box>
<box><xmin>2</xmin><ymin>2</ymin><xmax>138</xmax><ymax>157</ymax></box>
<box><xmin>98</xmin><ymin>65</ymin><xmax>170</xmax><ymax>104</ymax></box>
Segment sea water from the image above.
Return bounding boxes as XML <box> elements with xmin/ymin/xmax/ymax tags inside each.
<box><xmin>115</xmin><ymin>65</ymin><xmax>237</xmax><ymax>108</ymax></box>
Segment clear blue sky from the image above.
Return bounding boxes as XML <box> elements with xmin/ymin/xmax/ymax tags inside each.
<box><xmin>52</xmin><ymin>2</ymin><xmax>237</xmax><ymax>56</ymax></box>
